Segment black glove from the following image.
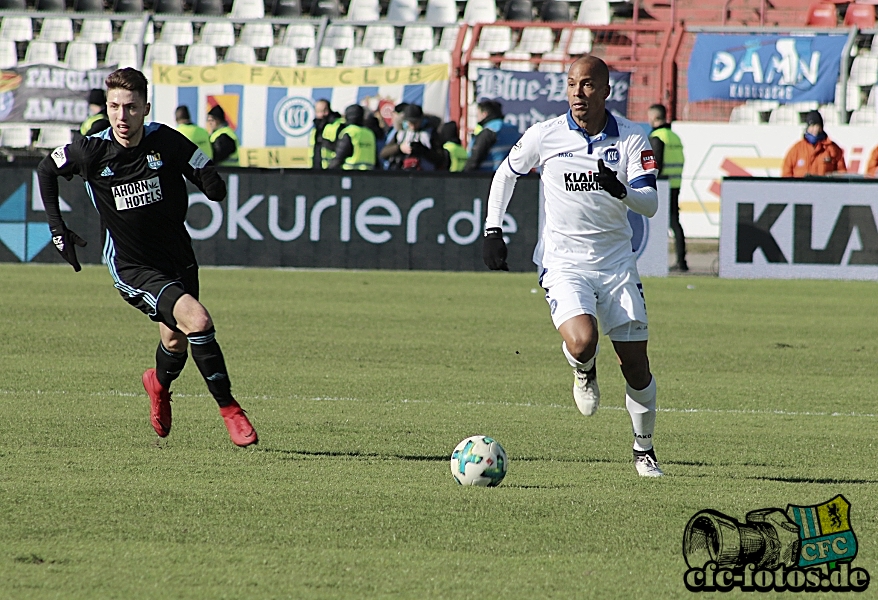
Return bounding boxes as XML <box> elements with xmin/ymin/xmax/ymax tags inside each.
<box><xmin>482</xmin><ymin>227</ymin><xmax>509</xmax><ymax>271</ymax></box>
<box><xmin>597</xmin><ymin>159</ymin><xmax>627</xmax><ymax>199</ymax></box>
<box><xmin>50</xmin><ymin>224</ymin><xmax>87</xmax><ymax>272</ymax></box>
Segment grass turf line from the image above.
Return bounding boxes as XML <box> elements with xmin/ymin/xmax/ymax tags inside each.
<box><xmin>1</xmin><ymin>264</ymin><xmax>876</xmax><ymax>599</ymax></box>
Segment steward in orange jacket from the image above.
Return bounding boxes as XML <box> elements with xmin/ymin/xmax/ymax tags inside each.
<box><xmin>781</xmin><ymin>110</ymin><xmax>846</xmax><ymax>178</ymax></box>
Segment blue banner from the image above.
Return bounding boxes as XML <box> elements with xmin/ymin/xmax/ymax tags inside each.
<box><xmin>475</xmin><ymin>69</ymin><xmax>630</xmax><ymax>134</ymax></box>
<box><xmin>687</xmin><ymin>34</ymin><xmax>846</xmax><ymax>103</ymax></box>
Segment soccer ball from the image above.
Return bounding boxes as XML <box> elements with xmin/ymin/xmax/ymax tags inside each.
<box><xmin>450</xmin><ymin>435</ymin><xmax>508</xmax><ymax>487</ymax></box>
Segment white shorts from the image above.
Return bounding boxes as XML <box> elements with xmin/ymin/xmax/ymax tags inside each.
<box><xmin>539</xmin><ymin>256</ymin><xmax>649</xmax><ymax>342</ymax></box>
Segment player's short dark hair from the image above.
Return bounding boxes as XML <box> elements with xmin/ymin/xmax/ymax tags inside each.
<box><xmin>106</xmin><ymin>68</ymin><xmax>148</xmax><ymax>102</ymax></box>
<box><xmin>649</xmin><ymin>104</ymin><xmax>667</xmax><ymax>120</ymax></box>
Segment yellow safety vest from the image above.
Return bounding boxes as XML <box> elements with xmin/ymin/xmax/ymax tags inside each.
<box><xmin>209</xmin><ymin>126</ymin><xmax>239</xmax><ymax>166</ymax></box>
<box><xmin>650</xmin><ymin>126</ymin><xmax>684</xmax><ymax>189</ymax></box>
<box><xmin>177</xmin><ymin>123</ymin><xmax>213</xmax><ymax>160</ymax></box>
<box><xmin>339</xmin><ymin>125</ymin><xmax>376</xmax><ymax>170</ymax></box>
<box><xmin>443</xmin><ymin>141</ymin><xmax>468</xmax><ymax>172</ymax></box>
<box><xmin>80</xmin><ymin>113</ymin><xmax>107</xmax><ymax>136</ymax></box>
<box><xmin>320</xmin><ymin>119</ymin><xmax>344</xmax><ymax>169</ymax></box>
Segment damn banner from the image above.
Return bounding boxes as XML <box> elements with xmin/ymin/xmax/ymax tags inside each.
<box><xmin>150</xmin><ymin>63</ymin><xmax>450</xmax><ymax>169</ymax></box>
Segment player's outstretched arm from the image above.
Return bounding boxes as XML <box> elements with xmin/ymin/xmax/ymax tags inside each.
<box><xmin>37</xmin><ymin>150</ymin><xmax>87</xmax><ymax>271</ymax></box>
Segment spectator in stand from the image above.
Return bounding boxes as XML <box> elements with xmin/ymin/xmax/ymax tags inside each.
<box><xmin>437</xmin><ymin>121</ymin><xmax>468</xmax><ymax>172</ymax></box>
<box><xmin>381</xmin><ymin>103</ymin><xmax>408</xmax><ymax>170</ymax></box>
<box><xmin>205</xmin><ymin>105</ymin><xmax>239</xmax><ymax>166</ymax></box>
<box><xmin>379</xmin><ymin>104</ymin><xmax>446</xmax><ymax>171</ymax></box>
<box><xmin>464</xmin><ymin>99</ymin><xmax>521</xmax><ymax>172</ymax></box>
<box><xmin>781</xmin><ymin>110</ymin><xmax>846</xmax><ymax>178</ymax></box>
<box><xmin>328</xmin><ymin>104</ymin><xmax>377</xmax><ymax>170</ymax></box>
<box><xmin>310</xmin><ymin>99</ymin><xmax>343</xmax><ymax>170</ymax></box>
<box><xmin>79</xmin><ymin>89</ymin><xmax>110</xmax><ymax>137</ymax></box>
<box><xmin>175</xmin><ymin>105</ymin><xmax>212</xmax><ymax>160</ymax></box>
<box><xmin>864</xmin><ymin>144</ymin><xmax>878</xmax><ymax>176</ymax></box>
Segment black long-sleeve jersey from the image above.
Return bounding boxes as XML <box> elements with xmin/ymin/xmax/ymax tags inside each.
<box><xmin>37</xmin><ymin>123</ymin><xmax>226</xmax><ymax>274</ymax></box>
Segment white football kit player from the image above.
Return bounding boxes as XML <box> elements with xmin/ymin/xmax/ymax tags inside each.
<box><xmin>485</xmin><ymin>110</ymin><xmax>659</xmax><ymax>340</ymax></box>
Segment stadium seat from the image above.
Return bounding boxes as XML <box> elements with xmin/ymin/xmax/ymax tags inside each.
<box><xmin>851</xmin><ymin>55</ymin><xmax>878</xmax><ymax>87</ymax></box>
<box><xmin>74</xmin><ymin>0</ymin><xmax>105</xmax><ymax>12</ymax></box>
<box><xmin>387</xmin><ymin>0</ymin><xmax>419</xmax><ymax>21</ymax></box>
<box><xmin>347</xmin><ymin>0</ymin><xmax>380</xmax><ymax>20</ymax></box>
<box><xmin>194</xmin><ymin>0</ymin><xmax>225</xmax><ymax>14</ymax></box>
<box><xmin>503</xmin><ymin>0</ymin><xmax>533</xmax><ymax>21</ymax></box>
<box><xmin>159</xmin><ymin>22</ymin><xmax>194</xmax><ymax>46</ymax></box>
<box><xmin>271</xmin><ymin>0</ymin><xmax>301</xmax><ymax>16</ymax></box>
<box><xmin>35</xmin><ymin>0</ymin><xmax>65</xmax><ymax>10</ymax></box>
<box><xmin>540</xmin><ymin>0</ymin><xmax>570</xmax><ymax>22</ymax></box>
<box><xmin>805</xmin><ymin>3</ymin><xmax>837</xmax><ymax>26</ymax></box>
<box><xmin>265</xmin><ymin>45</ymin><xmax>298</xmax><ymax>66</ymax></box>
<box><xmin>231</xmin><ymin>0</ymin><xmax>265</xmax><ymax>18</ymax></box>
<box><xmin>104</xmin><ymin>41</ymin><xmax>139</xmax><ymax>68</ymax></box>
<box><xmin>838</xmin><ymin>81</ymin><xmax>863</xmax><ymax>111</ymax></box>
<box><xmin>476</xmin><ymin>25</ymin><xmax>512</xmax><ymax>53</ymax></box>
<box><xmin>282</xmin><ymin>23</ymin><xmax>315</xmax><ymax>49</ymax></box>
<box><xmin>845</xmin><ymin>3</ymin><xmax>876</xmax><ymax>27</ymax></box>
<box><xmin>767</xmin><ymin>104</ymin><xmax>802</xmax><ymax>125</ymax></box>
<box><xmin>469</xmin><ymin>49</ymin><xmax>493</xmax><ymax>79</ymax></box>
<box><xmin>382</xmin><ymin>47</ymin><xmax>414</xmax><ymax>66</ymax></box>
<box><xmin>322</xmin><ymin>24</ymin><xmax>355</xmax><ymax>50</ymax></box>
<box><xmin>24</xmin><ymin>40</ymin><xmax>60</xmax><ymax>65</ymax></box>
<box><xmin>421</xmin><ymin>47</ymin><xmax>451</xmax><ymax>64</ymax></box>
<box><xmin>114</xmin><ymin>0</ymin><xmax>145</xmax><ymax>12</ymax></box>
<box><xmin>79</xmin><ymin>19</ymin><xmax>114</xmax><ymax>44</ymax></box>
<box><xmin>400</xmin><ymin>25</ymin><xmax>435</xmax><ymax>52</ymax></box>
<box><xmin>0</xmin><ymin>125</ymin><xmax>32</xmax><ymax>148</ymax></box>
<box><xmin>143</xmin><ymin>42</ymin><xmax>178</xmax><ymax>68</ymax></box>
<box><xmin>305</xmin><ymin>46</ymin><xmax>337</xmax><ymax>66</ymax></box>
<box><xmin>577</xmin><ymin>0</ymin><xmax>611</xmax><ymax>24</ymax></box>
<box><xmin>425</xmin><ymin>0</ymin><xmax>459</xmax><ymax>24</ymax></box>
<box><xmin>0</xmin><ymin>17</ymin><xmax>33</xmax><ymax>42</ymax></box>
<box><xmin>362</xmin><ymin>24</ymin><xmax>396</xmax><ymax>52</ymax></box>
<box><xmin>155</xmin><ymin>0</ymin><xmax>185</xmax><ymax>13</ymax></box>
<box><xmin>0</xmin><ymin>40</ymin><xmax>17</xmax><ymax>68</ymax></box>
<box><xmin>310</xmin><ymin>0</ymin><xmax>341</xmax><ymax>17</ymax></box>
<box><xmin>537</xmin><ymin>50</ymin><xmax>567</xmax><ymax>72</ymax></box>
<box><xmin>517</xmin><ymin>26</ymin><xmax>554</xmax><ymax>54</ymax></box>
<box><xmin>558</xmin><ymin>27</ymin><xmax>593</xmax><ymax>54</ymax></box>
<box><xmin>343</xmin><ymin>46</ymin><xmax>376</xmax><ymax>66</ymax></box>
<box><xmin>38</xmin><ymin>18</ymin><xmax>75</xmax><ymax>43</ymax></box>
<box><xmin>240</xmin><ymin>23</ymin><xmax>274</xmax><ymax>48</ymax></box>
<box><xmin>0</xmin><ymin>0</ymin><xmax>26</xmax><ymax>9</ymax></box>
<box><xmin>120</xmin><ymin>20</ymin><xmax>154</xmax><ymax>45</ymax></box>
<box><xmin>818</xmin><ymin>103</ymin><xmax>840</xmax><ymax>125</ymax></box>
<box><xmin>729</xmin><ymin>104</ymin><xmax>761</xmax><ymax>124</ymax></box>
<box><xmin>201</xmin><ymin>22</ymin><xmax>235</xmax><ymax>47</ymax></box>
<box><xmin>438</xmin><ymin>26</ymin><xmax>464</xmax><ymax>50</ymax></box>
<box><xmin>500</xmin><ymin>50</ymin><xmax>532</xmax><ymax>71</ymax></box>
<box><xmin>463</xmin><ymin>0</ymin><xmax>497</xmax><ymax>24</ymax></box>
<box><xmin>185</xmin><ymin>43</ymin><xmax>217</xmax><ymax>65</ymax></box>
<box><xmin>35</xmin><ymin>127</ymin><xmax>72</xmax><ymax>149</ymax></box>
<box><xmin>849</xmin><ymin>108</ymin><xmax>877</xmax><ymax>125</ymax></box>
<box><xmin>224</xmin><ymin>44</ymin><xmax>257</xmax><ymax>63</ymax></box>
<box><xmin>65</xmin><ymin>41</ymin><xmax>99</xmax><ymax>70</ymax></box>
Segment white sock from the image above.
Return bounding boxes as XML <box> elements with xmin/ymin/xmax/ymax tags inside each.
<box><xmin>562</xmin><ymin>341</ymin><xmax>598</xmax><ymax>371</ymax></box>
<box><xmin>626</xmin><ymin>376</ymin><xmax>656</xmax><ymax>452</ymax></box>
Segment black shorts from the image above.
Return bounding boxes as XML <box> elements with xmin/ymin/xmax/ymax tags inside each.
<box><xmin>111</xmin><ymin>262</ymin><xmax>199</xmax><ymax>331</ymax></box>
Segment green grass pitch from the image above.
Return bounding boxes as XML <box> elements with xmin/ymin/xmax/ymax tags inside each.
<box><xmin>1</xmin><ymin>263</ymin><xmax>876</xmax><ymax>599</ymax></box>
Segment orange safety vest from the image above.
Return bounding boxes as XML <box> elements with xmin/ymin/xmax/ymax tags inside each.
<box><xmin>781</xmin><ymin>137</ymin><xmax>846</xmax><ymax>178</ymax></box>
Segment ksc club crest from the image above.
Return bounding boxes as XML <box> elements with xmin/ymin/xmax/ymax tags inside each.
<box><xmin>788</xmin><ymin>495</ymin><xmax>857</xmax><ymax>567</ymax></box>
<box><xmin>275</xmin><ymin>96</ymin><xmax>315</xmax><ymax>138</ymax></box>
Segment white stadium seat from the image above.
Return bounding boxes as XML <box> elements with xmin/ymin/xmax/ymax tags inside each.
<box><xmin>120</xmin><ymin>20</ymin><xmax>154</xmax><ymax>45</ymax></box>
<box><xmin>468</xmin><ymin>48</ymin><xmax>492</xmax><ymax>79</ymax></box>
<box><xmin>425</xmin><ymin>0</ymin><xmax>458</xmax><ymax>24</ymax></box>
<box><xmin>0</xmin><ymin>125</ymin><xmax>32</xmax><ymax>148</ymax></box>
<box><xmin>266</xmin><ymin>45</ymin><xmax>298</xmax><ymax>67</ymax></box>
<box><xmin>322</xmin><ymin>25</ymin><xmax>355</xmax><ymax>50</ymax></box>
<box><xmin>65</xmin><ymin>41</ymin><xmax>98</xmax><ymax>70</ymax></box>
<box><xmin>78</xmin><ymin>19</ymin><xmax>114</xmax><ymax>44</ymax></box>
<box><xmin>201</xmin><ymin>22</ymin><xmax>236</xmax><ymax>47</ymax></box>
<box><xmin>346</xmin><ymin>0</ymin><xmax>380</xmax><ymax>21</ymax></box>
<box><xmin>767</xmin><ymin>104</ymin><xmax>800</xmax><ymax>125</ymax></box>
<box><xmin>38</xmin><ymin>18</ymin><xmax>74</xmax><ymax>43</ymax></box>
<box><xmin>849</xmin><ymin>108</ymin><xmax>878</xmax><ymax>126</ymax></box>
<box><xmin>143</xmin><ymin>42</ymin><xmax>178</xmax><ymax>68</ymax></box>
<box><xmin>421</xmin><ymin>48</ymin><xmax>451</xmax><ymax>64</ymax></box>
<box><xmin>537</xmin><ymin>50</ymin><xmax>567</xmax><ymax>72</ymax></box>
<box><xmin>382</xmin><ymin>47</ymin><xmax>414</xmax><ymax>66</ymax></box>
<box><xmin>361</xmin><ymin>24</ymin><xmax>396</xmax><ymax>52</ymax></box>
<box><xmin>35</xmin><ymin>126</ymin><xmax>73</xmax><ymax>149</ymax></box>
<box><xmin>729</xmin><ymin>104</ymin><xmax>761</xmax><ymax>124</ymax></box>
<box><xmin>160</xmin><ymin>21</ymin><xmax>194</xmax><ymax>46</ymax></box>
<box><xmin>282</xmin><ymin>24</ymin><xmax>315</xmax><ymax>49</ymax></box>
<box><xmin>240</xmin><ymin>23</ymin><xmax>275</xmax><ymax>48</ymax></box>
<box><xmin>577</xmin><ymin>0</ymin><xmax>611</xmax><ymax>25</ymax></box>
<box><xmin>476</xmin><ymin>26</ymin><xmax>512</xmax><ymax>53</ymax></box>
<box><xmin>224</xmin><ymin>44</ymin><xmax>257</xmax><ymax>64</ymax></box>
<box><xmin>230</xmin><ymin>0</ymin><xmax>265</xmax><ymax>18</ymax></box>
<box><xmin>184</xmin><ymin>43</ymin><xmax>217</xmax><ymax>65</ymax></box>
<box><xmin>343</xmin><ymin>46</ymin><xmax>376</xmax><ymax>67</ymax></box>
<box><xmin>305</xmin><ymin>46</ymin><xmax>337</xmax><ymax>67</ymax></box>
<box><xmin>500</xmin><ymin>50</ymin><xmax>532</xmax><ymax>71</ymax></box>
<box><xmin>401</xmin><ymin>25</ymin><xmax>435</xmax><ymax>52</ymax></box>
<box><xmin>104</xmin><ymin>42</ymin><xmax>139</xmax><ymax>69</ymax></box>
<box><xmin>24</xmin><ymin>40</ymin><xmax>60</xmax><ymax>65</ymax></box>
<box><xmin>0</xmin><ymin>17</ymin><xmax>33</xmax><ymax>42</ymax></box>
<box><xmin>438</xmin><ymin>25</ymin><xmax>463</xmax><ymax>50</ymax></box>
<box><xmin>517</xmin><ymin>26</ymin><xmax>554</xmax><ymax>54</ymax></box>
<box><xmin>851</xmin><ymin>55</ymin><xmax>878</xmax><ymax>87</ymax></box>
<box><xmin>0</xmin><ymin>40</ymin><xmax>17</xmax><ymax>68</ymax></box>
<box><xmin>463</xmin><ymin>0</ymin><xmax>497</xmax><ymax>24</ymax></box>
<box><xmin>558</xmin><ymin>27</ymin><xmax>593</xmax><ymax>54</ymax></box>
<box><xmin>387</xmin><ymin>0</ymin><xmax>420</xmax><ymax>21</ymax></box>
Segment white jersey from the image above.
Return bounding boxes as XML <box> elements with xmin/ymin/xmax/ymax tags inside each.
<box><xmin>486</xmin><ymin>111</ymin><xmax>658</xmax><ymax>270</ymax></box>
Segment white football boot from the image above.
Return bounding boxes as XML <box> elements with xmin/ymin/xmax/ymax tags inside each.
<box><xmin>634</xmin><ymin>450</ymin><xmax>664</xmax><ymax>478</ymax></box>
<box><xmin>573</xmin><ymin>365</ymin><xmax>600</xmax><ymax>416</ymax></box>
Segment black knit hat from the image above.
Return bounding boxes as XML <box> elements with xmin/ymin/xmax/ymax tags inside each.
<box><xmin>87</xmin><ymin>89</ymin><xmax>105</xmax><ymax>105</ymax></box>
<box><xmin>207</xmin><ymin>105</ymin><xmax>226</xmax><ymax>121</ymax></box>
<box><xmin>804</xmin><ymin>110</ymin><xmax>823</xmax><ymax>127</ymax></box>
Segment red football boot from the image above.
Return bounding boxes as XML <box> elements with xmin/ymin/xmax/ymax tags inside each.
<box><xmin>219</xmin><ymin>400</ymin><xmax>258</xmax><ymax>447</ymax></box>
<box><xmin>142</xmin><ymin>368</ymin><xmax>172</xmax><ymax>437</ymax></box>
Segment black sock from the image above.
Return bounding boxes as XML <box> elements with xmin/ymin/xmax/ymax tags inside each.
<box><xmin>633</xmin><ymin>447</ymin><xmax>657</xmax><ymax>460</ymax></box>
<box><xmin>187</xmin><ymin>328</ymin><xmax>234</xmax><ymax>407</ymax></box>
<box><xmin>155</xmin><ymin>343</ymin><xmax>187</xmax><ymax>390</ymax></box>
